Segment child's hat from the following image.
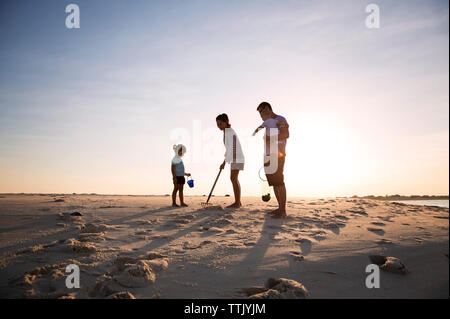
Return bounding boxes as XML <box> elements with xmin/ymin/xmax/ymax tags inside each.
<box><xmin>173</xmin><ymin>144</ymin><xmax>186</xmax><ymax>156</ymax></box>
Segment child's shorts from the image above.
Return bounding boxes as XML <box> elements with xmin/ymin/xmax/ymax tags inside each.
<box><xmin>230</xmin><ymin>163</ymin><xmax>244</xmax><ymax>171</ymax></box>
<box><xmin>175</xmin><ymin>176</ymin><xmax>185</xmax><ymax>185</ymax></box>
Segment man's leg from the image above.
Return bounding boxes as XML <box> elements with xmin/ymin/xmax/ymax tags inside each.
<box><xmin>271</xmin><ymin>156</ymin><xmax>287</xmax><ymax>218</ymax></box>
<box><xmin>274</xmin><ymin>184</ymin><xmax>286</xmax><ymax>212</ymax></box>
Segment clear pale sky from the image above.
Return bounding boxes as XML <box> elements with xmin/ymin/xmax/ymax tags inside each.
<box><xmin>0</xmin><ymin>0</ymin><xmax>448</xmax><ymax>197</ymax></box>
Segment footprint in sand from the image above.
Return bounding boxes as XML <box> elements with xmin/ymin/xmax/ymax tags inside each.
<box><xmin>182</xmin><ymin>242</ymin><xmax>201</xmax><ymax>250</ymax></box>
<box><xmin>295</xmin><ymin>238</ymin><xmax>312</xmax><ymax>255</ymax></box>
<box><xmin>347</xmin><ymin>209</ymin><xmax>368</xmax><ymax>216</ymax></box>
<box><xmin>108</xmin><ymin>291</ymin><xmax>136</xmax><ymax>299</ymax></box>
<box><xmin>90</xmin><ymin>274</ymin><xmax>119</xmax><ymax>297</ymax></box>
<box><xmin>81</xmin><ymin>223</ymin><xmax>118</xmax><ymax>233</ymax></box>
<box><xmin>322</xmin><ymin>221</ymin><xmax>345</xmax><ymax>229</ymax></box>
<box><xmin>114</xmin><ymin>261</ymin><xmax>156</xmax><ymax>288</ymax></box>
<box><xmin>367</xmin><ymin>227</ymin><xmax>385</xmax><ymax>236</ymax></box>
<box><xmin>11</xmin><ymin>259</ymin><xmax>94</xmax><ymax>298</ymax></box>
<box><xmin>244</xmin><ymin>241</ymin><xmax>256</xmax><ymax>247</ymax></box>
<box><xmin>368</xmin><ymin>255</ymin><xmax>409</xmax><ymax>275</ymax></box>
<box><xmin>111</xmin><ymin>254</ymin><xmax>169</xmax><ymax>289</ymax></box>
<box><xmin>375</xmin><ymin>239</ymin><xmax>394</xmax><ymax>245</ymax></box>
<box><xmin>135</xmin><ymin>230</ymin><xmax>151</xmax><ymax>236</ymax></box>
<box><xmin>371</xmin><ymin>222</ymin><xmax>386</xmax><ymax>227</ymax></box>
<box><xmin>246</xmin><ymin>278</ymin><xmax>309</xmax><ymax>299</ymax></box>
<box><xmin>173</xmin><ymin>218</ymin><xmax>192</xmax><ymax>225</ymax></box>
<box><xmin>289</xmin><ymin>251</ymin><xmax>304</xmax><ymax>262</ymax></box>
<box><xmin>65</xmin><ymin>238</ymin><xmax>98</xmax><ymax>254</ymax></box>
<box><xmin>78</xmin><ymin>232</ymin><xmax>105</xmax><ymax>242</ymax></box>
<box><xmin>377</xmin><ymin>216</ymin><xmax>394</xmax><ymax>223</ymax></box>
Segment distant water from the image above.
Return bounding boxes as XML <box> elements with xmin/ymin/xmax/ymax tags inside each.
<box><xmin>392</xmin><ymin>200</ymin><xmax>449</xmax><ymax>208</ymax></box>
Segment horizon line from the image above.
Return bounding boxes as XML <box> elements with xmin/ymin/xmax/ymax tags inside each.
<box><xmin>0</xmin><ymin>192</ymin><xmax>448</xmax><ymax>198</ymax></box>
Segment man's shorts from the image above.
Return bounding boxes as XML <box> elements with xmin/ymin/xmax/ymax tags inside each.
<box><xmin>175</xmin><ymin>176</ymin><xmax>185</xmax><ymax>185</ymax></box>
<box><xmin>264</xmin><ymin>154</ymin><xmax>285</xmax><ymax>186</ymax></box>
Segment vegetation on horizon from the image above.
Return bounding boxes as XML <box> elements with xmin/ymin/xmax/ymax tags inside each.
<box><xmin>353</xmin><ymin>194</ymin><xmax>449</xmax><ymax>201</ymax></box>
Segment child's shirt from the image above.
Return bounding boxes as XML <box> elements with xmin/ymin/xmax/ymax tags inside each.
<box><xmin>223</xmin><ymin>128</ymin><xmax>245</xmax><ymax>164</ymax></box>
<box><xmin>172</xmin><ymin>157</ymin><xmax>185</xmax><ymax>177</ymax></box>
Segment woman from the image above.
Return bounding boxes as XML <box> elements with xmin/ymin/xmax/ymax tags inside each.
<box><xmin>216</xmin><ymin>113</ymin><xmax>245</xmax><ymax>208</ymax></box>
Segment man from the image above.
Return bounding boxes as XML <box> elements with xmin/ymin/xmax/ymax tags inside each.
<box><xmin>257</xmin><ymin>102</ymin><xmax>289</xmax><ymax>218</ymax></box>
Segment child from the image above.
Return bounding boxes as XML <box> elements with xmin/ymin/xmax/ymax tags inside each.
<box><xmin>216</xmin><ymin>113</ymin><xmax>245</xmax><ymax>208</ymax></box>
<box><xmin>171</xmin><ymin>144</ymin><xmax>191</xmax><ymax>207</ymax></box>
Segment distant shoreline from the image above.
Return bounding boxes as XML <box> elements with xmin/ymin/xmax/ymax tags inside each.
<box><xmin>0</xmin><ymin>193</ymin><xmax>448</xmax><ymax>200</ymax></box>
<box><xmin>356</xmin><ymin>195</ymin><xmax>449</xmax><ymax>201</ymax></box>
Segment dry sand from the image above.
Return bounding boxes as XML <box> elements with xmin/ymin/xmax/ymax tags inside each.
<box><xmin>0</xmin><ymin>194</ymin><xmax>448</xmax><ymax>299</ymax></box>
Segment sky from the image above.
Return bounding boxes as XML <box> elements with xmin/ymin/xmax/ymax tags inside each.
<box><xmin>0</xmin><ymin>0</ymin><xmax>448</xmax><ymax>197</ymax></box>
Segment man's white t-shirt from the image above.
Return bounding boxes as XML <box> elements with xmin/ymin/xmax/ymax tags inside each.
<box><xmin>264</xmin><ymin>115</ymin><xmax>288</xmax><ymax>156</ymax></box>
<box><xmin>261</xmin><ymin>118</ymin><xmax>279</xmax><ymax>136</ymax></box>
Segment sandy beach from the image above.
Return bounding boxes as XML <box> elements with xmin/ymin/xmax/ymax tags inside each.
<box><xmin>0</xmin><ymin>194</ymin><xmax>448</xmax><ymax>299</ymax></box>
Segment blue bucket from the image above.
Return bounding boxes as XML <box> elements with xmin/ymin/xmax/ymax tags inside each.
<box><xmin>187</xmin><ymin>177</ymin><xmax>194</xmax><ymax>188</ymax></box>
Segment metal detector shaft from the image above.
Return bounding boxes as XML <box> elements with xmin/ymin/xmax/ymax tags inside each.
<box><xmin>205</xmin><ymin>168</ymin><xmax>223</xmax><ymax>204</ymax></box>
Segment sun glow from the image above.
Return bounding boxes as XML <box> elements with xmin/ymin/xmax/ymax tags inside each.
<box><xmin>285</xmin><ymin>112</ymin><xmax>373</xmax><ymax>196</ymax></box>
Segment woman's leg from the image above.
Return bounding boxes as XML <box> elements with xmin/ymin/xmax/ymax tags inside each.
<box><xmin>179</xmin><ymin>184</ymin><xmax>188</xmax><ymax>207</ymax></box>
<box><xmin>227</xmin><ymin>170</ymin><xmax>242</xmax><ymax>208</ymax></box>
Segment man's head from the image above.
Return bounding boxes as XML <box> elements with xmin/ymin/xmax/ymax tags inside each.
<box><xmin>257</xmin><ymin>102</ymin><xmax>274</xmax><ymax>120</ymax></box>
<box><xmin>256</xmin><ymin>102</ymin><xmax>273</xmax><ymax>114</ymax></box>
<box><xmin>259</xmin><ymin>108</ymin><xmax>271</xmax><ymax>121</ymax></box>
<box><xmin>257</xmin><ymin>102</ymin><xmax>272</xmax><ymax>112</ymax></box>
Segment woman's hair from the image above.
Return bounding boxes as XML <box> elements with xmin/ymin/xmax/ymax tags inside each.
<box><xmin>216</xmin><ymin>113</ymin><xmax>231</xmax><ymax>128</ymax></box>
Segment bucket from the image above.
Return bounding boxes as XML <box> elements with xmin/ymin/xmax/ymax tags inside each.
<box><xmin>187</xmin><ymin>176</ymin><xmax>194</xmax><ymax>188</ymax></box>
<box><xmin>259</xmin><ymin>166</ymin><xmax>271</xmax><ymax>202</ymax></box>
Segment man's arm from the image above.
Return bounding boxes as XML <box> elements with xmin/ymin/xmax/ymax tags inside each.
<box><xmin>278</xmin><ymin>125</ymin><xmax>289</xmax><ymax>140</ymax></box>
<box><xmin>266</xmin><ymin>121</ymin><xmax>289</xmax><ymax>142</ymax></box>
